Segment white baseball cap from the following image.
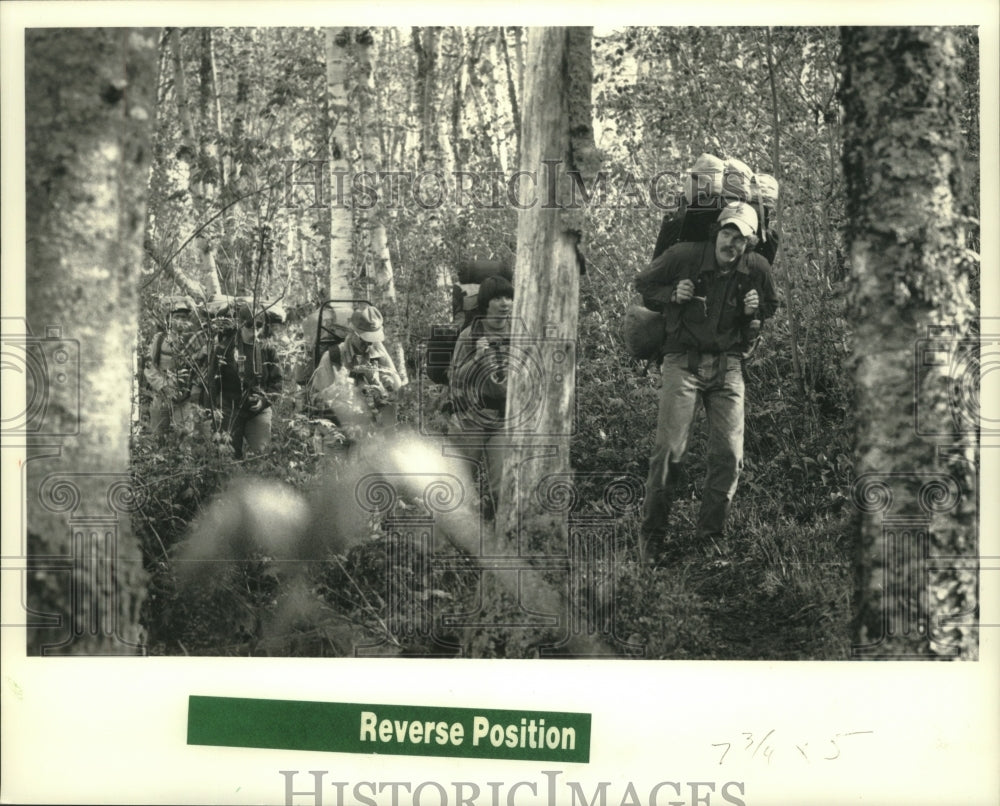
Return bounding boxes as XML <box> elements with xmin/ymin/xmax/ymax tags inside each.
<box><xmin>717</xmin><ymin>202</ymin><xmax>759</xmax><ymax>238</ymax></box>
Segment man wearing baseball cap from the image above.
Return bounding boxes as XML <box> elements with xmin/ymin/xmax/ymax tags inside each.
<box><xmin>634</xmin><ymin>201</ymin><xmax>779</xmax><ymax>565</ymax></box>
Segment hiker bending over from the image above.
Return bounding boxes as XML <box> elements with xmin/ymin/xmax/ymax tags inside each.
<box><xmin>635</xmin><ymin>202</ymin><xmax>778</xmax><ymax>565</ymax></box>
<box><xmin>448</xmin><ymin>275</ymin><xmax>514</xmax><ymax>514</ymax></box>
<box><xmin>308</xmin><ymin>306</ymin><xmax>401</xmax><ymax>443</ymax></box>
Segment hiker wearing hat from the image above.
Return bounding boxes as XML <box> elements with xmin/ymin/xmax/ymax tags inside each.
<box><xmin>634</xmin><ymin>201</ymin><xmax>779</xmax><ymax>565</ymax></box>
<box><xmin>448</xmin><ymin>275</ymin><xmax>515</xmax><ymax>512</ymax></box>
<box><xmin>307</xmin><ymin>305</ymin><xmax>401</xmax><ymax>439</ymax></box>
<box><xmin>207</xmin><ymin>304</ymin><xmax>283</xmax><ymax>459</ymax></box>
<box><xmin>145</xmin><ymin>298</ymin><xmax>205</xmax><ymax>440</ymax></box>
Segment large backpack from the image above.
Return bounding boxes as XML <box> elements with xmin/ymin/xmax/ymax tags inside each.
<box><xmin>424</xmin><ymin>258</ymin><xmax>514</xmax><ymax>386</ymax></box>
<box><xmin>653</xmin><ymin>162</ymin><xmax>781</xmax><ymax>264</ymax></box>
<box><xmin>295</xmin><ymin>299</ymin><xmax>371</xmax><ymax>387</ymax></box>
<box><xmin>651</xmin><ymin>196</ymin><xmax>780</xmax><ymax>264</ymax></box>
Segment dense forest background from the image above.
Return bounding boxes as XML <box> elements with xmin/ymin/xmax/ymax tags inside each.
<box><xmin>22</xmin><ymin>26</ymin><xmax>982</xmax><ymax>660</ymax></box>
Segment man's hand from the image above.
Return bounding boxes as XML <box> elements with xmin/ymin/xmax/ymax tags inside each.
<box><xmin>743</xmin><ymin>289</ymin><xmax>759</xmax><ymax>316</ymax></box>
<box><xmin>673</xmin><ymin>279</ymin><xmax>695</xmax><ymax>304</ymax></box>
<box><xmin>475</xmin><ymin>337</ymin><xmax>490</xmax><ymax>357</ymax></box>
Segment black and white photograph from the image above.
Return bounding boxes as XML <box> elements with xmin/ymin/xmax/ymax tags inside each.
<box><xmin>2</xmin><ymin>2</ymin><xmax>997</xmax><ymax>804</ymax></box>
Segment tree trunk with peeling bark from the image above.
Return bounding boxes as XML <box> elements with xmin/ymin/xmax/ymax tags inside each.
<box><xmin>461</xmin><ymin>27</ymin><xmax>605</xmax><ymax>658</ymax></box>
<box><xmin>411</xmin><ymin>26</ymin><xmax>452</xmax><ymax>293</ymax></box>
<box><xmin>479</xmin><ymin>30</ymin><xmax>512</xmax><ymax>173</ymax></box>
<box><xmin>840</xmin><ymin>26</ymin><xmax>978</xmax><ymax>659</ymax></box>
<box><xmin>498</xmin><ymin>26</ymin><xmax>522</xmax><ymax>162</ymax></box>
<box><xmin>411</xmin><ymin>26</ymin><xmax>443</xmax><ymax>173</ymax></box>
<box><xmin>496</xmin><ymin>25</ymin><xmax>599</xmax><ymax>545</ymax></box>
<box><xmin>24</xmin><ymin>27</ymin><xmax>159</xmax><ymax>655</ymax></box>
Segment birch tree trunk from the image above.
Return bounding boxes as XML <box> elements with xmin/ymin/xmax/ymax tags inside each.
<box><xmin>198</xmin><ymin>29</ymin><xmax>226</xmax><ymax>293</ymax></box>
<box><xmin>411</xmin><ymin>26</ymin><xmax>452</xmax><ymax>293</ymax></box>
<box><xmin>511</xmin><ymin>26</ymin><xmax>525</xmax><ymax>100</ymax></box>
<box><xmin>462</xmin><ymin>28</ymin><xmax>499</xmax><ymax>168</ymax></box>
<box><xmin>444</xmin><ymin>27</ymin><xmax>467</xmax><ymax>177</ymax></box>
<box><xmin>353</xmin><ymin>28</ymin><xmax>396</xmax><ymax>303</ymax></box>
<box><xmin>480</xmin><ymin>31</ymin><xmax>511</xmax><ymax>173</ymax></box>
<box><xmin>143</xmin><ymin>37</ymin><xmax>204</xmax><ymax>301</ymax></box>
<box><xmin>171</xmin><ymin>27</ymin><xmax>221</xmax><ymax>297</ymax></box>
<box><xmin>326</xmin><ymin>27</ymin><xmax>356</xmax><ymax>309</ymax></box>
<box><xmin>203</xmin><ymin>28</ymin><xmax>231</xmax><ymax>247</ymax></box>
<box><xmin>24</xmin><ymin>27</ymin><xmax>159</xmax><ymax>655</ymax></box>
<box><xmin>841</xmin><ymin>26</ymin><xmax>978</xmax><ymax>659</ymax></box>
<box><xmin>411</xmin><ymin>26</ymin><xmax>443</xmax><ymax>172</ymax></box>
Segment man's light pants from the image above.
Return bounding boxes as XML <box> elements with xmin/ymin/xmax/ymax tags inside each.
<box><xmin>640</xmin><ymin>352</ymin><xmax>745</xmax><ymax>561</ymax></box>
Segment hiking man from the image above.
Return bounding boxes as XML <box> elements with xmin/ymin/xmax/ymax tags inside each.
<box><xmin>209</xmin><ymin>305</ymin><xmax>283</xmax><ymax>459</ymax></box>
<box><xmin>145</xmin><ymin>299</ymin><xmax>204</xmax><ymax>440</ymax></box>
<box><xmin>448</xmin><ymin>275</ymin><xmax>514</xmax><ymax>513</ymax></box>
<box><xmin>307</xmin><ymin>305</ymin><xmax>402</xmax><ymax>442</ymax></box>
<box><xmin>635</xmin><ymin>201</ymin><xmax>779</xmax><ymax>564</ymax></box>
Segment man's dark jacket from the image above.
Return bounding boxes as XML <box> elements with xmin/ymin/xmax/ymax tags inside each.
<box><xmin>635</xmin><ymin>241</ymin><xmax>779</xmax><ymax>356</ymax></box>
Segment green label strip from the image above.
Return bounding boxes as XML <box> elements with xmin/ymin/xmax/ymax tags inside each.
<box><xmin>187</xmin><ymin>695</ymin><xmax>591</xmax><ymax>763</ymax></box>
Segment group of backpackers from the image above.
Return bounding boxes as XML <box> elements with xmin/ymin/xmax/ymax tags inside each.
<box><xmin>290</xmin><ymin>274</ymin><xmax>515</xmax><ymax>496</ymax></box>
<box><xmin>143</xmin><ymin>296</ymin><xmax>283</xmax><ymax>459</ymax></box>
<box><xmin>144</xmin><ymin>293</ymin><xmax>405</xmax><ymax>460</ymax></box>
<box><xmin>146</xmin><ymin>149</ymin><xmax>781</xmax><ymax>564</ymax></box>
